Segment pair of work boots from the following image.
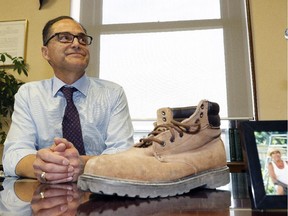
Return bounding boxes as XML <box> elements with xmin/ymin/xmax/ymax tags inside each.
<box><xmin>78</xmin><ymin>100</ymin><xmax>229</xmax><ymax>198</ymax></box>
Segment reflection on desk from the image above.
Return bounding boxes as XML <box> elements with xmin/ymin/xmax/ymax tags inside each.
<box><xmin>79</xmin><ymin>189</ymin><xmax>231</xmax><ymax>216</ymax></box>
<box><xmin>0</xmin><ymin>174</ymin><xmax>286</xmax><ymax>216</ymax></box>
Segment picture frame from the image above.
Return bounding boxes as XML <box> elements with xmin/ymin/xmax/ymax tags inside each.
<box><xmin>0</xmin><ymin>19</ymin><xmax>28</xmax><ymax>65</ymax></box>
<box><xmin>239</xmin><ymin>120</ymin><xmax>287</xmax><ymax>209</ymax></box>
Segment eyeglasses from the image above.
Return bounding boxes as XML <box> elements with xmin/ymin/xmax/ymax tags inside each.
<box><xmin>44</xmin><ymin>32</ymin><xmax>93</xmax><ymax>46</ymax></box>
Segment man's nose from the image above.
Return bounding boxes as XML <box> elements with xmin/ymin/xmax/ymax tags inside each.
<box><xmin>71</xmin><ymin>37</ymin><xmax>81</xmax><ymax>47</ymax></box>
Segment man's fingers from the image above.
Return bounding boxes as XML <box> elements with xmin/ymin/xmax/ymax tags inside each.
<box><xmin>54</xmin><ymin>137</ymin><xmax>67</xmax><ymax>145</ymax></box>
<box><xmin>43</xmin><ymin>172</ymin><xmax>74</xmax><ymax>184</ymax></box>
<box><xmin>48</xmin><ymin>177</ymin><xmax>74</xmax><ymax>184</ymax></box>
<box><xmin>54</xmin><ymin>138</ymin><xmax>74</xmax><ymax>149</ymax></box>
<box><xmin>52</xmin><ymin>143</ymin><xmax>67</xmax><ymax>153</ymax></box>
<box><xmin>37</xmin><ymin>149</ymin><xmax>70</xmax><ymax>166</ymax></box>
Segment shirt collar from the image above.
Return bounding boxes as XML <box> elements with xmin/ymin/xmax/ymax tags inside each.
<box><xmin>52</xmin><ymin>75</ymin><xmax>89</xmax><ymax>97</ymax></box>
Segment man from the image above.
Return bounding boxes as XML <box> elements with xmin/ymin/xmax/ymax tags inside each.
<box><xmin>2</xmin><ymin>16</ymin><xmax>134</xmax><ymax>184</ymax></box>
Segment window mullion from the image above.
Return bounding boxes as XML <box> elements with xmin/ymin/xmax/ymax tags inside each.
<box><xmin>99</xmin><ymin>19</ymin><xmax>224</xmax><ymax>34</ymax></box>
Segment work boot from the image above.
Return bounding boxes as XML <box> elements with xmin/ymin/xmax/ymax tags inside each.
<box><xmin>78</xmin><ymin>100</ymin><xmax>230</xmax><ymax>198</ymax></box>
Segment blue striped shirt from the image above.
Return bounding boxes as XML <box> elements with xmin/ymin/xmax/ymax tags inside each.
<box><xmin>3</xmin><ymin>75</ymin><xmax>134</xmax><ymax>176</ymax></box>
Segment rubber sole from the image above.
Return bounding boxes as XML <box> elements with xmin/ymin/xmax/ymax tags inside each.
<box><xmin>77</xmin><ymin>166</ymin><xmax>230</xmax><ymax>198</ymax></box>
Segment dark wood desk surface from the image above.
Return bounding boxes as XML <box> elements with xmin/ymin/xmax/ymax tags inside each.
<box><xmin>0</xmin><ymin>173</ymin><xmax>287</xmax><ymax>216</ymax></box>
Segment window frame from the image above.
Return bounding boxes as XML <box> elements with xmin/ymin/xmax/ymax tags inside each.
<box><xmin>74</xmin><ymin>0</ymin><xmax>257</xmax><ymax>121</ymax></box>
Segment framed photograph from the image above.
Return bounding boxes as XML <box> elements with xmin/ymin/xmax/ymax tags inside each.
<box><xmin>239</xmin><ymin>120</ymin><xmax>287</xmax><ymax>209</ymax></box>
<box><xmin>0</xmin><ymin>20</ymin><xmax>28</xmax><ymax>65</ymax></box>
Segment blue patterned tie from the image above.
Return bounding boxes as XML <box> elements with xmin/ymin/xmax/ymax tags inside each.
<box><xmin>61</xmin><ymin>87</ymin><xmax>86</xmax><ymax>155</ymax></box>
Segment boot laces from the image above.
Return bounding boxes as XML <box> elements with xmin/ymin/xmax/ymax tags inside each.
<box><xmin>136</xmin><ymin>119</ymin><xmax>200</xmax><ymax>148</ymax></box>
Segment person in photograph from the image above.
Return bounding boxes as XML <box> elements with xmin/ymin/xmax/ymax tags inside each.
<box><xmin>267</xmin><ymin>148</ymin><xmax>288</xmax><ymax>195</ymax></box>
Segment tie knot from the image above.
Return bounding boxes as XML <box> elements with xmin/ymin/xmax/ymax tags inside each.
<box><xmin>61</xmin><ymin>87</ymin><xmax>77</xmax><ymax>101</ymax></box>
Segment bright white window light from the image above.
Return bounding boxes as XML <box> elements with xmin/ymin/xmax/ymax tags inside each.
<box><xmin>70</xmin><ymin>0</ymin><xmax>80</xmax><ymax>22</ymax></box>
<box><xmin>100</xmin><ymin>29</ymin><xmax>227</xmax><ymax>119</ymax></box>
<box><xmin>103</xmin><ymin>0</ymin><xmax>220</xmax><ymax>24</ymax></box>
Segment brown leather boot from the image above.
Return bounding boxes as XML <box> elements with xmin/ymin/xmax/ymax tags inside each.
<box><xmin>78</xmin><ymin>100</ymin><xmax>230</xmax><ymax>198</ymax></box>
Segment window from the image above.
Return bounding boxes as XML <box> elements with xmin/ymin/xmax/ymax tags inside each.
<box><xmin>73</xmin><ymin>0</ymin><xmax>255</xmax><ymax>138</ymax></box>
<box><xmin>102</xmin><ymin>0</ymin><xmax>221</xmax><ymax>24</ymax></box>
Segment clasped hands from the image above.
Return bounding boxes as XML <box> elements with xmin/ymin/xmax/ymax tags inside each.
<box><xmin>34</xmin><ymin>138</ymin><xmax>84</xmax><ymax>184</ymax></box>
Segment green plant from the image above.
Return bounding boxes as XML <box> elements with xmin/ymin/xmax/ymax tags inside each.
<box><xmin>0</xmin><ymin>53</ymin><xmax>28</xmax><ymax>144</ymax></box>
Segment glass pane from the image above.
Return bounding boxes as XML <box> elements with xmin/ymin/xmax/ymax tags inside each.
<box><xmin>103</xmin><ymin>0</ymin><xmax>220</xmax><ymax>24</ymax></box>
<box><xmin>99</xmin><ymin>29</ymin><xmax>227</xmax><ymax>120</ymax></box>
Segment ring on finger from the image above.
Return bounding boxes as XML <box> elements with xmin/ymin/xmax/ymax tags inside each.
<box><xmin>40</xmin><ymin>191</ymin><xmax>45</xmax><ymax>199</ymax></box>
<box><xmin>40</xmin><ymin>171</ymin><xmax>47</xmax><ymax>183</ymax></box>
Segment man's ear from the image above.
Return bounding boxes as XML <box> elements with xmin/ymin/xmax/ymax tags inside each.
<box><xmin>41</xmin><ymin>46</ymin><xmax>50</xmax><ymax>61</ymax></box>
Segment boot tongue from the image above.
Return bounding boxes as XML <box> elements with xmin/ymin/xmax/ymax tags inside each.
<box><xmin>156</xmin><ymin>107</ymin><xmax>174</xmax><ymax>126</ymax></box>
<box><xmin>136</xmin><ymin>106</ymin><xmax>197</xmax><ymax>148</ymax></box>
<box><xmin>135</xmin><ymin>108</ymin><xmax>173</xmax><ymax>148</ymax></box>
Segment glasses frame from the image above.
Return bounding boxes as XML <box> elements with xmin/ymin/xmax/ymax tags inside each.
<box><xmin>44</xmin><ymin>32</ymin><xmax>93</xmax><ymax>46</ymax></box>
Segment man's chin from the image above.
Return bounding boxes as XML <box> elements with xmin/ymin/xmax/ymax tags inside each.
<box><xmin>67</xmin><ymin>58</ymin><xmax>89</xmax><ymax>66</ymax></box>
<box><xmin>67</xmin><ymin>62</ymin><xmax>89</xmax><ymax>72</ymax></box>
<box><xmin>69</xmin><ymin>53</ymin><xmax>85</xmax><ymax>58</ymax></box>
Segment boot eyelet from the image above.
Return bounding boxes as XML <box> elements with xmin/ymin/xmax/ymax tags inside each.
<box><xmin>201</xmin><ymin>104</ymin><xmax>204</xmax><ymax>109</ymax></box>
<box><xmin>200</xmin><ymin>112</ymin><xmax>203</xmax><ymax>118</ymax></box>
<box><xmin>180</xmin><ymin>133</ymin><xmax>183</xmax><ymax>138</ymax></box>
<box><xmin>162</xmin><ymin>117</ymin><xmax>167</xmax><ymax>122</ymax></box>
<box><xmin>161</xmin><ymin>141</ymin><xmax>166</xmax><ymax>147</ymax></box>
<box><xmin>161</xmin><ymin>111</ymin><xmax>166</xmax><ymax>116</ymax></box>
<box><xmin>170</xmin><ymin>138</ymin><xmax>175</xmax><ymax>142</ymax></box>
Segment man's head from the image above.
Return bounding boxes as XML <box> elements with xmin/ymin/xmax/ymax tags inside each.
<box><xmin>41</xmin><ymin>16</ymin><xmax>92</xmax><ymax>83</ymax></box>
<box><xmin>42</xmin><ymin>16</ymin><xmax>89</xmax><ymax>46</ymax></box>
<box><xmin>268</xmin><ymin>148</ymin><xmax>282</xmax><ymax>157</ymax></box>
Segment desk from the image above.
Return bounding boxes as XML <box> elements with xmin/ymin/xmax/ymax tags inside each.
<box><xmin>0</xmin><ymin>173</ymin><xmax>286</xmax><ymax>216</ymax></box>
